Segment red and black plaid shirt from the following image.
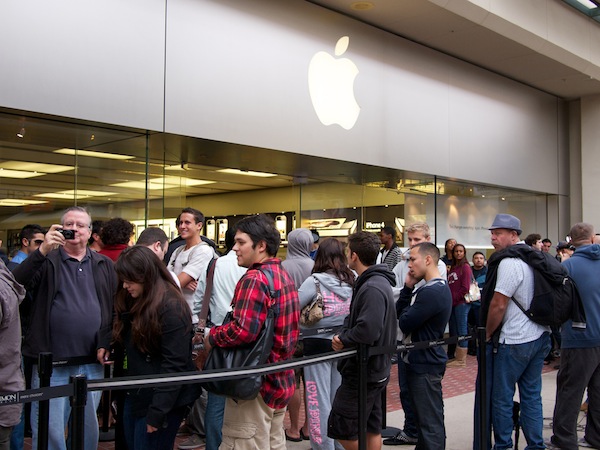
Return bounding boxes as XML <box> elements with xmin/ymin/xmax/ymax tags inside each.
<box><xmin>209</xmin><ymin>258</ymin><xmax>299</xmax><ymax>409</ymax></box>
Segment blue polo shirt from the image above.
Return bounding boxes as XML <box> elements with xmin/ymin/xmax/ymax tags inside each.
<box><xmin>49</xmin><ymin>248</ymin><xmax>102</xmax><ymax>360</ymax></box>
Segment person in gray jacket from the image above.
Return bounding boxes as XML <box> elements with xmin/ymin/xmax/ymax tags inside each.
<box><xmin>0</xmin><ymin>260</ymin><xmax>26</xmax><ymax>450</ymax></box>
<box><xmin>299</xmin><ymin>238</ymin><xmax>354</xmax><ymax>450</ymax></box>
<box><xmin>282</xmin><ymin>227</ymin><xmax>315</xmax><ymax>441</ymax></box>
<box><xmin>282</xmin><ymin>228</ymin><xmax>315</xmax><ymax>289</ymax></box>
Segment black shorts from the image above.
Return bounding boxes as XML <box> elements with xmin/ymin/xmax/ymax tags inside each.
<box><xmin>327</xmin><ymin>378</ymin><xmax>388</xmax><ymax>441</ymax></box>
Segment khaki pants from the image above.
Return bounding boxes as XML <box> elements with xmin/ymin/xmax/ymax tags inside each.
<box><xmin>219</xmin><ymin>395</ymin><xmax>285</xmax><ymax>450</ymax></box>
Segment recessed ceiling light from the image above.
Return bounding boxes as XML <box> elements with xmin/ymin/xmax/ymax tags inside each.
<box><xmin>351</xmin><ymin>1</ymin><xmax>374</xmax><ymax>11</ymax></box>
<box><xmin>0</xmin><ymin>161</ymin><xmax>73</xmax><ymax>174</ymax></box>
<box><xmin>0</xmin><ymin>168</ymin><xmax>45</xmax><ymax>179</ymax></box>
<box><xmin>575</xmin><ymin>0</ymin><xmax>597</xmax><ymax>9</ymax></box>
<box><xmin>111</xmin><ymin>177</ymin><xmax>214</xmax><ymax>190</ymax></box>
<box><xmin>34</xmin><ymin>189</ymin><xmax>117</xmax><ymax>199</ymax></box>
<box><xmin>54</xmin><ymin>148</ymin><xmax>134</xmax><ymax>160</ymax></box>
<box><xmin>0</xmin><ymin>198</ymin><xmax>47</xmax><ymax>207</ymax></box>
<box><xmin>217</xmin><ymin>168</ymin><xmax>277</xmax><ymax>178</ymax></box>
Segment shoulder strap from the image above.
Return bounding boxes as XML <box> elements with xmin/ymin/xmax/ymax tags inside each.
<box><xmin>313</xmin><ymin>276</ymin><xmax>322</xmax><ymax>295</ymax></box>
<box><xmin>197</xmin><ymin>257</ymin><xmax>218</xmax><ymax>329</ymax></box>
<box><xmin>257</xmin><ymin>268</ymin><xmax>278</xmax><ymax>309</ymax></box>
<box><xmin>510</xmin><ymin>295</ymin><xmax>531</xmax><ymax>319</ymax></box>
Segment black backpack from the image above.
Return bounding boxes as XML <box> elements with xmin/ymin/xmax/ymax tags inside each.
<box><xmin>508</xmin><ymin>246</ymin><xmax>586</xmax><ymax>329</ymax></box>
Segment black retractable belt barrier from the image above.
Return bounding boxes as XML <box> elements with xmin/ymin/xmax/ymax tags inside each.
<box><xmin>37</xmin><ymin>352</ymin><xmax>53</xmax><ymax>450</ymax></box>
<box><xmin>358</xmin><ymin>343</ymin><xmax>369</xmax><ymax>450</ymax></box>
<box><xmin>477</xmin><ymin>327</ymin><xmax>488</xmax><ymax>450</ymax></box>
<box><xmin>0</xmin><ymin>333</ymin><xmax>483</xmax><ymax>450</ymax></box>
<box><xmin>70</xmin><ymin>375</ymin><xmax>87</xmax><ymax>450</ymax></box>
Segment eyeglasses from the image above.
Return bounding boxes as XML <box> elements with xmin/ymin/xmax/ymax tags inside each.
<box><xmin>62</xmin><ymin>222</ymin><xmax>90</xmax><ymax>229</ymax></box>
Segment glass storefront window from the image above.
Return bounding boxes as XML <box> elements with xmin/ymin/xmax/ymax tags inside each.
<box><xmin>0</xmin><ymin>110</ymin><xmax>550</xmax><ymax>262</ymax></box>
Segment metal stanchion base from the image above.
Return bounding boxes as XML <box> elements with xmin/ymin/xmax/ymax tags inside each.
<box><xmin>99</xmin><ymin>428</ymin><xmax>115</xmax><ymax>442</ymax></box>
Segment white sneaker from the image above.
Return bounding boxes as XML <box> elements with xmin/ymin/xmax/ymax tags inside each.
<box><xmin>578</xmin><ymin>437</ymin><xmax>594</xmax><ymax>448</ymax></box>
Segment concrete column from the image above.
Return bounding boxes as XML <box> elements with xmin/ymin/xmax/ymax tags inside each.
<box><xmin>580</xmin><ymin>96</ymin><xmax>600</xmax><ymax>228</ymax></box>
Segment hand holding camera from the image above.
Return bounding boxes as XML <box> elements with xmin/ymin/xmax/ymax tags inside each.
<box><xmin>38</xmin><ymin>224</ymin><xmax>76</xmax><ymax>255</ymax></box>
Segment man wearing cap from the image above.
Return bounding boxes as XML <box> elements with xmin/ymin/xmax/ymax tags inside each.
<box><xmin>478</xmin><ymin>214</ymin><xmax>551</xmax><ymax>450</ymax></box>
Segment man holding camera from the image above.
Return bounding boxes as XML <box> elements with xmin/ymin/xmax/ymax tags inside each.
<box><xmin>12</xmin><ymin>206</ymin><xmax>117</xmax><ymax>450</ymax></box>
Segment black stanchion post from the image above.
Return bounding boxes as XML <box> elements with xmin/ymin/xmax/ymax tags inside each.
<box><xmin>99</xmin><ymin>363</ymin><xmax>115</xmax><ymax>442</ymax></box>
<box><xmin>358</xmin><ymin>343</ymin><xmax>368</xmax><ymax>450</ymax></box>
<box><xmin>37</xmin><ymin>352</ymin><xmax>53</xmax><ymax>450</ymax></box>
<box><xmin>100</xmin><ymin>364</ymin><xmax>110</xmax><ymax>433</ymax></box>
<box><xmin>477</xmin><ymin>327</ymin><xmax>488</xmax><ymax>450</ymax></box>
<box><xmin>70</xmin><ymin>374</ymin><xmax>88</xmax><ymax>450</ymax></box>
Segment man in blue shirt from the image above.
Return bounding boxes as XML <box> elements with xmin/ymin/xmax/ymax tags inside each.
<box><xmin>7</xmin><ymin>224</ymin><xmax>45</xmax><ymax>270</ymax></box>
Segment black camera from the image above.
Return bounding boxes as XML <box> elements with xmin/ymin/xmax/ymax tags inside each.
<box><xmin>59</xmin><ymin>229</ymin><xmax>76</xmax><ymax>239</ymax></box>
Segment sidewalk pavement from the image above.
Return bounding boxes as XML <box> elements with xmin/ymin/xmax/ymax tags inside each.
<box><xmin>286</xmin><ymin>367</ymin><xmax>589</xmax><ymax>450</ymax></box>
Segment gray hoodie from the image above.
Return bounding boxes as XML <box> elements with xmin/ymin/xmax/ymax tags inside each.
<box><xmin>298</xmin><ymin>272</ymin><xmax>353</xmax><ymax>340</ymax></box>
<box><xmin>282</xmin><ymin>228</ymin><xmax>315</xmax><ymax>289</ymax></box>
<box><xmin>0</xmin><ymin>260</ymin><xmax>26</xmax><ymax>427</ymax></box>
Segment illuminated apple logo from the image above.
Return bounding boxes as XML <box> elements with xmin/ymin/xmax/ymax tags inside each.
<box><xmin>308</xmin><ymin>36</ymin><xmax>360</xmax><ymax>130</ymax></box>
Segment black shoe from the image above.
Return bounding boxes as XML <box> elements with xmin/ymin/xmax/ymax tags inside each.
<box><xmin>383</xmin><ymin>430</ymin><xmax>418</xmax><ymax>445</ymax></box>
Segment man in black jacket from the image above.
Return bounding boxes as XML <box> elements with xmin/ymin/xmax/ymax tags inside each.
<box><xmin>398</xmin><ymin>242</ymin><xmax>452</xmax><ymax>450</ymax></box>
<box><xmin>329</xmin><ymin>231</ymin><xmax>396</xmax><ymax>450</ymax></box>
<box><xmin>12</xmin><ymin>206</ymin><xmax>117</xmax><ymax>450</ymax></box>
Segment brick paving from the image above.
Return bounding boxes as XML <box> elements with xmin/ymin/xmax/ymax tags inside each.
<box><xmin>23</xmin><ymin>354</ymin><xmax>558</xmax><ymax>449</ymax></box>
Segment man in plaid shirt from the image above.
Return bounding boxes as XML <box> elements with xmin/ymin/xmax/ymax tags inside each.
<box><xmin>205</xmin><ymin>214</ymin><xmax>299</xmax><ymax>449</ymax></box>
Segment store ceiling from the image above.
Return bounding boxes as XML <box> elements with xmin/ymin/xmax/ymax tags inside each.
<box><xmin>309</xmin><ymin>0</ymin><xmax>600</xmax><ymax>99</ymax></box>
<box><xmin>0</xmin><ymin>111</ymin><xmax>436</xmax><ymax>217</ymax></box>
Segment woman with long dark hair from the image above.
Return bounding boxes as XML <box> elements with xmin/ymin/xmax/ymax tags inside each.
<box><xmin>447</xmin><ymin>243</ymin><xmax>473</xmax><ymax>367</ymax></box>
<box><xmin>113</xmin><ymin>246</ymin><xmax>200</xmax><ymax>450</ymax></box>
<box><xmin>298</xmin><ymin>238</ymin><xmax>355</xmax><ymax>450</ymax></box>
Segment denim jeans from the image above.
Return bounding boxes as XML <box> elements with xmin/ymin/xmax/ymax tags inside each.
<box><xmin>31</xmin><ymin>363</ymin><xmax>103</xmax><ymax>450</ymax></box>
<box><xmin>406</xmin><ymin>368</ymin><xmax>445</xmax><ymax>450</ymax></box>
<box><xmin>205</xmin><ymin>392</ymin><xmax>226</xmax><ymax>450</ymax></box>
<box><xmin>449</xmin><ymin>303</ymin><xmax>471</xmax><ymax>348</ymax></box>
<box><xmin>492</xmin><ymin>333</ymin><xmax>551</xmax><ymax>450</ymax></box>
<box><xmin>396</xmin><ymin>355</ymin><xmax>418</xmax><ymax>438</ymax></box>
<box><xmin>9</xmin><ymin>410</ymin><xmax>23</xmax><ymax>450</ymax></box>
<box><xmin>123</xmin><ymin>397</ymin><xmax>186</xmax><ymax>450</ymax></box>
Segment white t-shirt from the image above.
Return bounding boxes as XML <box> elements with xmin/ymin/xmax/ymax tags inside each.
<box><xmin>210</xmin><ymin>250</ymin><xmax>247</xmax><ymax>326</ymax></box>
<box><xmin>494</xmin><ymin>255</ymin><xmax>549</xmax><ymax>344</ymax></box>
<box><xmin>168</xmin><ymin>242</ymin><xmax>216</xmax><ymax>323</ymax></box>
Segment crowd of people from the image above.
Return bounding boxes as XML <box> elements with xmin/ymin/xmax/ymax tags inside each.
<box><xmin>0</xmin><ymin>207</ymin><xmax>599</xmax><ymax>450</ymax></box>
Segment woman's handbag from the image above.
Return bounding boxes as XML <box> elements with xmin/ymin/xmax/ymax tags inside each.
<box><xmin>464</xmin><ymin>277</ymin><xmax>481</xmax><ymax>303</ymax></box>
<box><xmin>202</xmin><ymin>269</ymin><xmax>276</xmax><ymax>400</ymax></box>
<box><xmin>300</xmin><ymin>277</ymin><xmax>324</xmax><ymax>326</ymax></box>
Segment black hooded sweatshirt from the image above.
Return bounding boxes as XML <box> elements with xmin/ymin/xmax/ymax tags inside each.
<box><xmin>338</xmin><ymin>264</ymin><xmax>397</xmax><ymax>384</ymax></box>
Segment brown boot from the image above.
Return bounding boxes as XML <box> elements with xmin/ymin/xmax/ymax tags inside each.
<box><xmin>447</xmin><ymin>347</ymin><xmax>467</xmax><ymax>367</ymax></box>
